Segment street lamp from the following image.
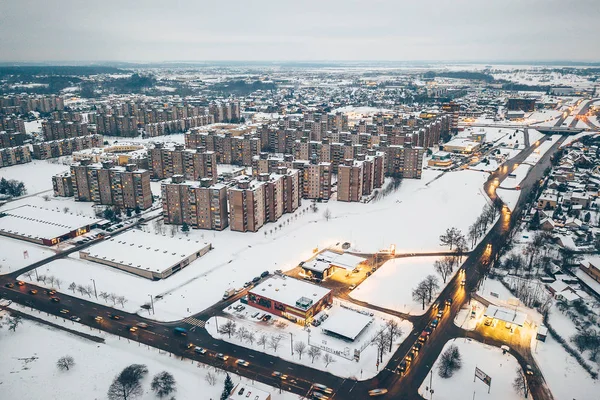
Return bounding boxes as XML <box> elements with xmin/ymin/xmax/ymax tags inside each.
<box><xmin>148</xmin><ymin>294</ymin><xmax>155</xmax><ymax>315</ymax></box>
<box><xmin>90</xmin><ymin>278</ymin><xmax>98</xmax><ymax>299</ymax></box>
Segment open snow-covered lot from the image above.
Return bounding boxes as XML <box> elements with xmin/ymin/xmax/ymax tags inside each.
<box><xmin>20</xmin><ymin>168</ymin><xmax>492</xmax><ymax>321</ymax></box>
<box><xmin>419</xmin><ymin>338</ymin><xmax>526</xmax><ymax>400</ymax></box>
<box><xmin>0</xmin><ymin>160</ymin><xmax>70</xmax><ymax>195</ymax></box>
<box><xmin>0</xmin><ymin>312</ymin><xmax>295</xmax><ymax>400</ymax></box>
<box><xmin>206</xmin><ymin>300</ymin><xmax>412</xmax><ymax>380</ymax></box>
<box><xmin>350</xmin><ymin>256</ymin><xmax>458</xmax><ymax>316</ymax></box>
<box><xmin>0</xmin><ymin>235</ymin><xmax>55</xmax><ymax>274</ymax></box>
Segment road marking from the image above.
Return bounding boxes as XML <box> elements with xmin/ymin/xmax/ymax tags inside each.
<box><xmin>182</xmin><ymin>316</ymin><xmax>206</xmax><ymax>328</ymax></box>
<box><xmin>248</xmin><ymin>354</ymin><xmax>255</xmax><ymax>358</ymax></box>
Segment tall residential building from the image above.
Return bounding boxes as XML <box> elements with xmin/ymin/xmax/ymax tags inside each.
<box><xmin>70</xmin><ymin>160</ymin><xmax>152</xmax><ymax>210</ymax></box>
<box><xmin>338</xmin><ymin>159</ymin><xmax>364</xmax><ymax>202</ymax></box>
<box><xmin>228</xmin><ymin>178</ymin><xmax>266</xmax><ymax>232</ymax></box>
<box><xmin>442</xmin><ymin>102</ymin><xmax>460</xmax><ymax>134</ymax></box>
<box><xmin>32</xmin><ymin>134</ymin><xmax>103</xmax><ymax>160</ymax></box>
<box><xmin>303</xmin><ymin>162</ymin><xmax>332</xmax><ymax>200</ymax></box>
<box><xmin>52</xmin><ymin>173</ymin><xmax>74</xmax><ymax>197</ymax></box>
<box><xmin>149</xmin><ymin>143</ymin><xmax>217</xmax><ymax>183</ymax></box>
<box><xmin>258</xmin><ymin>173</ymin><xmax>284</xmax><ymax>223</ymax></box>
<box><xmin>381</xmin><ymin>145</ymin><xmax>425</xmax><ymax>179</ymax></box>
<box><xmin>42</xmin><ymin>120</ymin><xmax>89</xmax><ymax>141</ymax></box>
<box><xmin>0</xmin><ymin>146</ymin><xmax>31</xmax><ymax>168</ymax></box>
<box><xmin>161</xmin><ymin>175</ymin><xmax>228</xmax><ymax>231</ymax></box>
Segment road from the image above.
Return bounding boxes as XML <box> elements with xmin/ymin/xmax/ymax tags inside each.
<box><xmin>0</xmin><ymin>134</ymin><xmax>567</xmax><ymax>400</ymax></box>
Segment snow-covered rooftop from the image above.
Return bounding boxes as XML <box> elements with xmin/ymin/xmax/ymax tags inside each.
<box><xmin>319</xmin><ymin>306</ymin><xmax>373</xmax><ymax>341</ymax></box>
<box><xmin>79</xmin><ymin>230</ymin><xmax>211</xmax><ymax>274</ymax></box>
<box><xmin>229</xmin><ymin>384</ymin><xmax>270</xmax><ymax>400</ymax></box>
<box><xmin>0</xmin><ymin>204</ymin><xmax>101</xmax><ymax>241</ymax></box>
<box><xmin>304</xmin><ymin>250</ymin><xmax>366</xmax><ymax>273</ymax></box>
<box><xmin>249</xmin><ymin>275</ymin><xmax>330</xmax><ymax>309</ymax></box>
<box><xmin>484</xmin><ymin>305</ymin><xmax>528</xmax><ymax>327</ymax></box>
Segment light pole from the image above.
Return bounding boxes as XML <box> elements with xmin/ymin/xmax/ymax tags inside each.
<box><xmin>90</xmin><ymin>278</ymin><xmax>98</xmax><ymax>299</ymax></box>
<box><xmin>148</xmin><ymin>294</ymin><xmax>155</xmax><ymax>315</ymax></box>
<box><xmin>290</xmin><ymin>332</ymin><xmax>294</xmax><ymax>356</ymax></box>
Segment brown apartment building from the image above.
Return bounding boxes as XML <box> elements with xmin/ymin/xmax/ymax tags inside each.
<box><xmin>52</xmin><ymin>172</ymin><xmax>74</xmax><ymax>197</ymax></box>
<box><xmin>70</xmin><ymin>160</ymin><xmax>152</xmax><ymax>210</ymax></box>
<box><xmin>161</xmin><ymin>175</ymin><xmax>229</xmax><ymax>230</ymax></box>
<box><xmin>150</xmin><ymin>143</ymin><xmax>217</xmax><ymax>183</ymax></box>
<box><xmin>228</xmin><ymin>178</ymin><xmax>266</xmax><ymax>232</ymax></box>
<box><xmin>381</xmin><ymin>145</ymin><xmax>425</xmax><ymax>179</ymax></box>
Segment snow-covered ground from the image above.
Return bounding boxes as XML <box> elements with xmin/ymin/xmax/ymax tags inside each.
<box><xmin>206</xmin><ymin>300</ymin><xmax>412</xmax><ymax>380</ymax></box>
<box><xmin>524</xmin><ymin>135</ymin><xmax>561</xmax><ymax>165</ymax></box>
<box><xmin>560</xmin><ymin>132</ymin><xmax>598</xmax><ymax>148</ymax></box>
<box><xmin>0</xmin><ymin>310</ymin><xmax>295</xmax><ymax>400</ymax></box>
<box><xmin>24</xmin><ymin>119</ymin><xmax>43</xmax><ymax>134</ymax></box>
<box><xmin>471</xmin><ymin>158</ymin><xmax>499</xmax><ymax>172</ymax></box>
<box><xmin>20</xmin><ymin>168</ymin><xmax>492</xmax><ymax>321</ymax></box>
<box><xmin>496</xmin><ymin>188</ymin><xmax>520</xmax><ymax>211</ymax></box>
<box><xmin>453</xmin><ymin>300</ymin><xmax>485</xmax><ymax>331</ymax></box>
<box><xmin>350</xmin><ymin>256</ymin><xmax>459</xmax><ymax>316</ymax></box>
<box><xmin>527</xmin><ymin>129</ymin><xmax>545</xmax><ymax>144</ymax></box>
<box><xmin>0</xmin><ymin>236</ymin><xmax>55</xmax><ymax>274</ymax></box>
<box><xmin>418</xmin><ymin>338</ymin><xmax>526</xmax><ymax>400</ymax></box>
<box><xmin>499</xmin><ymin>164</ymin><xmax>530</xmax><ymax>189</ymax></box>
<box><xmin>0</xmin><ymin>160</ymin><xmax>70</xmax><ymax>195</ymax></box>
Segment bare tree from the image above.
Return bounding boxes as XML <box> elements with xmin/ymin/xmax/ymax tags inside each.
<box><xmin>205</xmin><ymin>372</ymin><xmax>217</xmax><ymax>386</ymax></box>
<box><xmin>63</xmin><ymin>207</ymin><xmax>70</xmax><ymax>214</ymax></box>
<box><xmin>434</xmin><ymin>256</ymin><xmax>455</xmax><ymax>283</ymax></box>
<box><xmin>438</xmin><ymin>345</ymin><xmax>462</xmax><ymax>378</ymax></box>
<box><xmin>245</xmin><ymin>331</ymin><xmax>256</xmax><ymax>345</ymax></box>
<box><xmin>412</xmin><ymin>281</ymin><xmax>430</xmax><ymax>310</ymax></box>
<box><xmin>372</xmin><ymin>327</ymin><xmax>391</xmax><ymax>363</ymax></box>
<box><xmin>107</xmin><ymin>364</ymin><xmax>148</xmax><ymax>400</ymax></box>
<box><xmin>42</xmin><ymin>194</ymin><xmax>51</xmax><ymax>201</ymax></box>
<box><xmin>513</xmin><ymin>368</ymin><xmax>528</xmax><ymax>398</ymax></box>
<box><xmin>257</xmin><ymin>333</ymin><xmax>268</xmax><ymax>349</ymax></box>
<box><xmin>218</xmin><ymin>320</ymin><xmax>237</xmax><ymax>338</ymax></box>
<box><xmin>100</xmin><ymin>291</ymin><xmax>110</xmax><ymax>302</ymax></box>
<box><xmin>151</xmin><ymin>371</ymin><xmax>176</xmax><ymax>398</ymax></box>
<box><xmin>6</xmin><ymin>314</ymin><xmax>23</xmax><ymax>332</ymax></box>
<box><xmin>236</xmin><ymin>326</ymin><xmax>248</xmax><ymax>342</ymax></box>
<box><xmin>109</xmin><ymin>293</ymin><xmax>117</xmax><ymax>304</ymax></box>
<box><xmin>269</xmin><ymin>336</ymin><xmax>282</xmax><ymax>353</ymax></box>
<box><xmin>76</xmin><ymin>285</ymin><xmax>86</xmax><ymax>296</ymax></box>
<box><xmin>424</xmin><ymin>275</ymin><xmax>440</xmax><ymax>303</ymax></box>
<box><xmin>386</xmin><ymin>319</ymin><xmax>403</xmax><ymax>352</ymax></box>
<box><xmin>323</xmin><ymin>208</ymin><xmax>332</xmax><ymax>221</ymax></box>
<box><xmin>323</xmin><ymin>353</ymin><xmax>336</xmax><ymax>367</ymax></box>
<box><xmin>54</xmin><ymin>278</ymin><xmax>62</xmax><ymax>289</ymax></box>
<box><xmin>56</xmin><ymin>355</ymin><xmax>75</xmax><ymax>371</ymax></box>
<box><xmin>47</xmin><ymin>275</ymin><xmax>56</xmax><ymax>287</ymax></box>
<box><xmin>294</xmin><ymin>341</ymin><xmax>307</xmax><ymax>360</ymax></box>
<box><xmin>38</xmin><ymin>274</ymin><xmax>47</xmax><ymax>284</ymax></box>
<box><xmin>439</xmin><ymin>227</ymin><xmax>463</xmax><ymax>250</ymax></box>
<box><xmin>117</xmin><ymin>296</ymin><xmax>127</xmax><ymax>308</ymax></box>
<box><xmin>23</xmin><ymin>270</ymin><xmax>35</xmax><ymax>281</ymax></box>
<box><xmin>307</xmin><ymin>346</ymin><xmax>322</xmax><ymax>363</ymax></box>
<box><xmin>68</xmin><ymin>282</ymin><xmax>76</xmax><ymax>293</ymax></box>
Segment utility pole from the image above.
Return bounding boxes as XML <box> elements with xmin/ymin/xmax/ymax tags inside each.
<box><xmin>34</xmin><ymin>268</ymin><xmax>39</xmax><ymax>281</ymax></box>
<box><xmin>90</xmin><ymin>278</ymin><xmax>97</xmax><ymax>299</ymax></box>
<box><xmin>290</xmin><ymin>332</ymin><xmax>294</xmax><ymax>356</ymax></box>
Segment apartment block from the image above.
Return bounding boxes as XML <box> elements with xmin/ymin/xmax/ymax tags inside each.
<box><xmin>42</xmin><ymin>120</ymin><xmax>89</xmax><ymax>141</ymax></box>
<box><xmin>0</xmin><ymin>146</ymin><xmax>31</xmax><ymax>168</ymax></box>
<box><xmin>161</xmin><ymin>175</ymin><xmax>229</xmax><ymax>231</ymax></box>
<box><xmin>149</xmin><ymin>143</ymin><xmax>217</xmax><ymax>183</ymax></box>
<box><xmin>0</xmin><ymin>131</ymin><xmax>27</xmax><ymax>149</ymax></box>
<box><xmin>228</xmin><ymin>178</ymin><xmax>266</xmax><ymax>232</ymax></box>
<box><xmin>381</xmin><ymin>145</ymin><xmax>425</xmax><ymax>179</ymax></box>
<box><xmin>52</xmin><ymin>173</ymin><xmax>74</xmax><ymax>197</ymax></box>
<box><xmin>301</xmin><ymin>162</ymin><xmax>332</xmax><ymax>201</ymax></box>
<box><xmin>32</xmin><ymin>134</ymin><xmax>104</xmax><ymax>160</ymax></box>
<box><xmin>338</xmin><ymin>159</ymin><xmax>364</xmax><ymax>202</ymax></box>
<box><xmin>70</xmin><ymin>160</ymin><xmax>152</xmax><ymax>210</ymax></box>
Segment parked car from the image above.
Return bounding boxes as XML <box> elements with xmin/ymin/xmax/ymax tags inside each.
<box><xmin>260</xmin><ymin>271</ymin><xmax>269</xmax><ymax>278</ymax></box>
<box><xmin>349</xmin><ymin>284</ymin><xmax>356</xmax><ymax>290</ymax></box>
<box><xmin>484</xmin><ymin>318</ymin><xmax>492</xmax><ymax>326</ymax></box>
<box><xmin>262</xmin><ymin>315</ymin><xmax>272</xmax><ymax>322</ymax></box>
<box><xmin>251</xmin><ymin>312</ymin><xmax>259</xmax><ymax>318</ymax></box>
<box><xmin>252</xmin><ymin>276</ymin><xmax>261</xmax><ymax>283</ymax></box>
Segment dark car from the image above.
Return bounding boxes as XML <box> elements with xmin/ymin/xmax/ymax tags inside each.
<box><xmin>262</xmin><ymin>315</ymin><xmax>272</xmax><ymax>321</ymax></box>
<box><xmin>5</xmin><ymin>283</ymin><xmax>14</xmax><ymax>288</ymax></box>
<box><xmin>260</xmin><ymin>271</ymin><xmax>269</xmax><ymax>278</ymax></box>
<box><xmin>398</xmin><ymin>360</ymin><xmax>408</xmax><ymax>373</ymax></box>
<box><xmin>252</xmin><ymin>276</ymin><xmax>261</xmax><ymax>283</ymax></box>
<box><xmin>445</xmin><ymin>298</ymin><xmax>453</xmax><ymax>306</ymax></box>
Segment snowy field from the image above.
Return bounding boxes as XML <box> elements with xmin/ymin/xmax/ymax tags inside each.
<box><xmin>470</xmin><ymin>158</ymin><xmax>499</xmax><ymax>172</ymax></box>
<box><xmin>206</xmin><ymin>300</ymin><xmax>412</xmax><ymax>380</ymax></box>
<box><xmin>496</xmin><ymin>188</ymin><xmax>520</xmax><ymax>211</ymax></box>
<box><xmin>0</xmin><ymin>236</ymin><xmax>55</xmax><ymax>274</ymax></box>
<box><xmin>526</xmin><ymin>111</ymin><xmax>562</xmax><ymax>126</ymax></box>
<box><xmin>22</xmin><ymin>168</ymin><xmax>492</xmax><ymax>321</ymax></box>
<box><xmin>527</xmin><ymin>129</ymin><xmax>545</xmax><ymax>144</ymax></box>
<box><xmin>0</xmin><ymin>160</ymin><xmax>70</xmax><ymax>195</ymax></box>
<box><xmin>418</xmin><ymin>339</ymin><xmax>526</xmax><ymax>400</ymax></box>
<box><xmin>499</xmin><ymin>164</ymin><xmax>530</xmax><ymax>189</ymax></box>
<box><xmin>0</xmin><ymin>311</ymin><xmax>295</xmax><ymax>400</ymax></box>
<box><xmin>350</xmin><ymin>256</ymin><xmax>458</xmax><ymax>316</ymax></box>
<box><xmin>533</xmin><ymin>332</ymin><xmax>600</xmax><ymax>400</ymax></box>
<box><xmin>523</xmin><ymin>135</ymin><xmax>561</xmax><ymax>165</ymax></box>
<box><xmin>1</xmin><ymin>194</ymin><xmax>99</xmax><ymax>218</ymax></box>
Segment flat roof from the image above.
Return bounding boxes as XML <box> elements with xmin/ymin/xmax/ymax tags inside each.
<box><xmin>0</xmin><ymin>204</ymin><xmax>101</xmax><ymax>240</ymax></box>
<box><xmin>320</xmin><ymin>306</ymin><xmax>373</xmax><ymax>341</ymax></box>
<box><xmin>484</xmin><ymin>305</ymin><xmax>528</xmax><ymax>327</ymax></box>
<box><xmin>80</xmin><ymin>229</ymin><xmax>210</xmax><ymax>273</ymax></box>
<box><xmin>304</xmin><ymin>250</ymin><xmax>366</xmax><ymax>273</ymax></box>
<box><xmin>249</xmin><ymin>276</ymin><xmax>331</xmax><ymax>309</ymax></box>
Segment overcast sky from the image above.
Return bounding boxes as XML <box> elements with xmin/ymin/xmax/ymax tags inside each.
<box><xmin>1</xmin><ymin>0</ymin><xmax>599</xmax><ymax>63</ymax></box>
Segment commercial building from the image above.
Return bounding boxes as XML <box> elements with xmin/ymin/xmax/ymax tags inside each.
<box><xmin>0</xmin><ymin>145</ymin><xmax>31</xmax><ymax>168</ymax></box>
<box><xmin>229</xmin><ymin>384</ymin><xmax>271</xmax><ymax>400</ymax></box>
<box><xmin>247</xmin><ymin>275</ymin><xmax>333</xmax><ymax>324</ymax></box>
<box><xmin>319</xmin><ymin>306</ymin><xmax>374</xmax><ymax>342</ymax></box>
<box><xmin>70</xmin><ymin>160</ymin><xmax>153</xmax><ymax>210</ymax></box>
<box><xmin>228</xmin><ymin>178</ymin><xmax>266</xmax><ymax>232</ymax></box>
<box><xmin>150</xmin><ymin>143</ymin><xmax>217</xmax><ymax>183</ymax></box>
<box><xmin>0</xmin><ymin>204</ymin><xmax>101</xmax><ymax>245</ymax></box>
<box><xmin>428</xmin><ymin>151</ymin><xmax>453</xmax><ymax>168</ymax></box>
<box><xmin>32</xmin><ymin>134</ymin><xmax>103</xmax><ymax>160</ymax></box>
<box><xmin>442</xmin><ymin>138</ymin><xmax>482</xmax><ymax>154</ymax></box>
<box><xmin>301</xmin><ymin>250</ymin><xmax>367</xmax><ymax>280</ymax></box>
<box><xmin>52</xmin><ymin>172</ymin><xmax>74</xmax><ymax>197</ymax></box>
<box><xmin>507</xmin><ymin>98</ymin><xmax>536</xmax><ymax>112</ymax></box>
<box><xmin>161</xmin><ymin>175</ymin><xmax>229</xmax><ymax>231</ymax></box>
<box><xmin>79</xmin><ymin>230</ymin><xmax>212</xmax><ymax>280</ymax></box>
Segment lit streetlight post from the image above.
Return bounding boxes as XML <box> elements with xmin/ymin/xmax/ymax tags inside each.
<box><xmin>148</xmin><ymin>294</ymin><xmax>155</xmax><ymax>315</ymax></box>
<box><xmin>90</xmin><ymin>278</ymin><xmax>97</xmax><ymax>299</ymax></box>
